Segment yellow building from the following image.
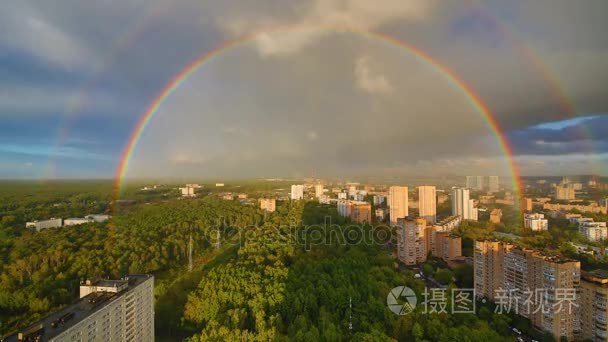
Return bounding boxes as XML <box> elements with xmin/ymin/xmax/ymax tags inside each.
<box><xmin>432</xmin><ymin>232</ymin><xmax>462</xmax><ymax>262</ymax></box>
<box><xmin>580</xmin><ymin>270</ymin><xmax>608</xmax><ymax>341</ymax></box>
<box><xmin>474</xmin><ymin>240</ymin><xmax>581</xmax><ymax>340</ymax></box>
<box><xmin>489</xmin><ymin>208</ymin><xmax>502</xmax><ymax>223</ymax></box>
<box><xmin>397</xmin><ymin>218</ymin><xmax>427</xmax><ymax>265</ymax></box>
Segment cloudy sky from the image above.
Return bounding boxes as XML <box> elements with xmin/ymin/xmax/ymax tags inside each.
<box><xmin>1</xmin><ymin>0</ymin><xmax>607</xmax><ymax>179</ymax></box>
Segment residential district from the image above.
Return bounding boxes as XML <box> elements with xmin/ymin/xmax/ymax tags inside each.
<box><xmin>7</xmin><ymin>175</ymin><xmax>608</xmax><ymax>341</ymax></box>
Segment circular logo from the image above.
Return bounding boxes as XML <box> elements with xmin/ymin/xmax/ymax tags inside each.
<box><xmin>387</xmin><ymin>286</ymin><xmax>417</xmax><ymax>315</ymax></box>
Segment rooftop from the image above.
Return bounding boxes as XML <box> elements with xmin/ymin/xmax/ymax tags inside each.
<box><xmin>2</xmin><ymin>274</ymin><xmax>152</xmax><ymax>342</ymax></box>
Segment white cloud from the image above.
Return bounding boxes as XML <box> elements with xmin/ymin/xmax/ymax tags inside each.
<box><xmin>219</xmin><ymin>0</ymin><xmax>435</xmax><ymax>57</ymax></box>
<box><xmin>354</xmin><ymin>56</ymin><xmax>392</xmax><ymax>94</ymax></box>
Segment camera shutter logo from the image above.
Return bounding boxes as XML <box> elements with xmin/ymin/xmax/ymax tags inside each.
<box><xmin>387</xmin><ymin>286</ymin><xmax>417</xmax><ymax>315</ymax></box>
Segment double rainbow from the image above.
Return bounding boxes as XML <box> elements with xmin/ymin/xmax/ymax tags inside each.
<box><xmin>112</xmin><ymin>26</ymin><xmax>522</xmax><ymax>208</ymax></box>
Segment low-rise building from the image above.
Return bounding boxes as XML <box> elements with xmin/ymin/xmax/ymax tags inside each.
<box><xmin>259</xmin><ymin>198</ymin><xmax>276</xmax><ymax>212</ymax></box>
<box><xmin>580</xmin><ymin>222</ymin><xmax>608</xmax><ymax>242</ymax></box>
<box><xmin>524</xmin><ymin>213</ymin><xmax>548</xmax><ymax>231</ymax></box>
<box><xmin>86</xmin><ymin>214</ymin><xmax>109</xmax><ymax>223</ymax></box>
<box><xmin>25</xmin><ymin>218</ymin><xmax>63</xmax><ymax>232</ymax></box>
<box><xmin>489</xmin><ymin>208</ymin><xmax>502</xmax><ymax>223</ymax></box>
<box><xmin>64</xmin><ymin>218</ymin><xmax>93</xmax><ymax>226</ymax></box>
<box><xmin>433</xmin><ymin>216</ymin><xmax>462</xmax><ymax>232</ymax></box>
<box><xmin>543</xmin><ymin>202</ymin><xmax>607</xmax><ymax>214</ymax></box>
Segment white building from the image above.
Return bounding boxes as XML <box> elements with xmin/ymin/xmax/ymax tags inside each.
<box><xmin>25</xmin><ymin>218</ymin><xmax>63</xmax><ymax>232</ymax></box>
<box><xmin>388</xmin><ymin>186</ymin><xmax>409</xmax><ymax>225</ymax></box>
<box><xmin>418</xmin><ymin>186</ymin><xmax>437</xmax><ymax>224</ymax></box>
<box><xmin>488</xmin><ymin>176</ymin><xmax>499</xmax><ymax>193</ymax></box>
<box><xmin>337</xmin><ymin>192</ymin><xmax>348</xmax><ymax>200</ymax></box>
<box><xmin>468</xmin><ymin>199</ymin><xmax>478</xmax><ymax>221</ymax></box>
<box><xmin>570</xmin><ymin>217</ymin><xmax>594</xmax><ymax>226</ymax></box>
<box><xmin>373</xmin><ymin>195</ymin><xmax>385</xmax><ymax>206</ymax></box>
<box><xmin>524</xmin><ymin>213</ymin><xmax>549</xmax><ymax>231</ymax></box>
<box><xmin>86</xmin><ymin>214</ymin><xmax>109</xmax><ymax>223</ymax></box>
<box><xmin>434</xmin><ymin>216</ymin><xmax>462</xmax><ymax>232</ymax></box>
<box><xmin>10</xmin><ymin>275</ymin><xmax>154</xmax><ymax>342</ymax></box>
<box><xmin>452</xmin><ymin>188</ymin><xmax>477</xmax><ymax>221</ymax></box>
<box><xmin>291</xmin><ymin>184</ymin><xmax>304</xmax><ymax>200</ymax></box>
<box><xmin>337</xmin><ymin>200</ymin><xmax>351</xmax><ymax>218</ymax></box>
<box><xmin>64</xmin><ymin>218</ymin><xmax>93</xmax><ymax>226</ymax></box>
<box><xmin>353</xmin><ymin>193</ymin><xmax>365</xmax><ymax>201</ymax></box>
<box><xmin>180</xmin><ymin>186</ymin><xmax>195</xmax><ymax>197</ymax></box>
<box><xmin>579</xmin><ymin>222</ymin><xmax>608</xmax><ymax>242</ymax></box>
<box><xmin>347</xmin><ymin>185</ymin><xmax>358</xmax><ymax>197</ymax></box>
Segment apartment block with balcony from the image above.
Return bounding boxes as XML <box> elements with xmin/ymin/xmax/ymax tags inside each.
<box><xmin>397</xmin><ymin>218</ymin><xmax>427</xmax><ymax>266</ymax></box>
<box><xmin>474</xmin><ymin>240</ymin><xmax>581</xmax><ymax>340</ymax></box>
<box><xmin>6</xmin><ymin>275</ymin><xmax>154</xmax><ymax>342</ymax></box>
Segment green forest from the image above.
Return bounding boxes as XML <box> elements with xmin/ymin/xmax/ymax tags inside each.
<box><xmin>0</xmin><ymin>181</ymin><xmax>523</xmax><ymax>340</ymax></box>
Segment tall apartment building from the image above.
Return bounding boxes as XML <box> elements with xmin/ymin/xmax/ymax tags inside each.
<box><xmin>337</xmin><ymin>200</ymin><xmax>371</xmax><ymax>224</ymax></box>
<box><xmin>389</xmin><ymin>186</ymin><xmax>408</xmax><ymax>225</ymax></box>
<box><xmin>418</xmin><ymin>186</ymin><xmax>436</xmax><ymax>224</ymax></box>
<box><xmin>523</xmin><ymin>197</ymin><xmax>534</xmax><ymax>212</ymax></box>
<box><xmin>555</xmin><ymin>184</ymin><xmax>576</xmax><ymax>201</ymax></box>
<box><xmin>396</xmin><ymin>218</ymin><xmax>427</xmax><ymax>265</ymax></box>
<box><xmin>8</xmin><ymin>275</ymin><xmax>154</xmax><ymax>342</ymax></box>
<box><xmin>314</xmin><ymin>184</ymin><xmax>324</xmax><ymax>198</ymax></box>
<box><xmin>432</xmin><ymin>232</ymin><xmax>462</xmax><ymax>262</ymax></box>
<box><xmin>468</xmin><ymin>199</ymin><xmax>478</xmax><ymax>221</ymax></box>
<box><xmin>580</xmin><ymin>270</ymin><xmax>608</xmax><ymax>341</ymax></box>
<box><xmin>466</xmin><ymin>176</ymin><xmax>484</xmax><ymax>191</ymax></box>
<box><xmin>259</xmin><ymin>198</ymin><xmax>276</xmax><ymax>212</ymax></box>
<box><xmin>474</xmin><ymin>241</ymin><xmax>581</xmax><ymax>340</ymax></box>
<box><xmin>488</xmin><ymin>176</ymin><xmax>499</xmax><ymax>193</ymax></box>
<box><xmin>290</xmin><ymin>184</ymin><xmax>304</xmax><ymax>200</ymax></box>
<box><xmin>524</xmin><ymin>213</ymin><xmax>549</xmax><ymax>231</ymax></box>
<box><xmin>452</xmin><ymin>187</ymin><xmax>468</xmax><ymax>219</ymax></box>
<box><xmin>474</xmin><ymin>240</ymin><xmax>512</xmax><ymax>299</ymax></box>
<box><xmin>350</xmin><ymin>202</ymin><xmax>372</xmax><ymax>224</ymax></box>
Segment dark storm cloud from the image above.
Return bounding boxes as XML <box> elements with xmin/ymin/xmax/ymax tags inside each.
<box><xmin>1</xmin><ymin>0</ymin><xmax>607</xmax><ymax>177</ymax></box>
<box><xmin>508</xmin><ymin>115</ymin><xmax>608</xmax><ymax>156</ymax></box>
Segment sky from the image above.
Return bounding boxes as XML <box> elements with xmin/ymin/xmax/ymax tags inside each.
<box><xmin>1</xmin><ymin>0</ymin><xmax>607</xmax><ymax>179</ymax></box>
